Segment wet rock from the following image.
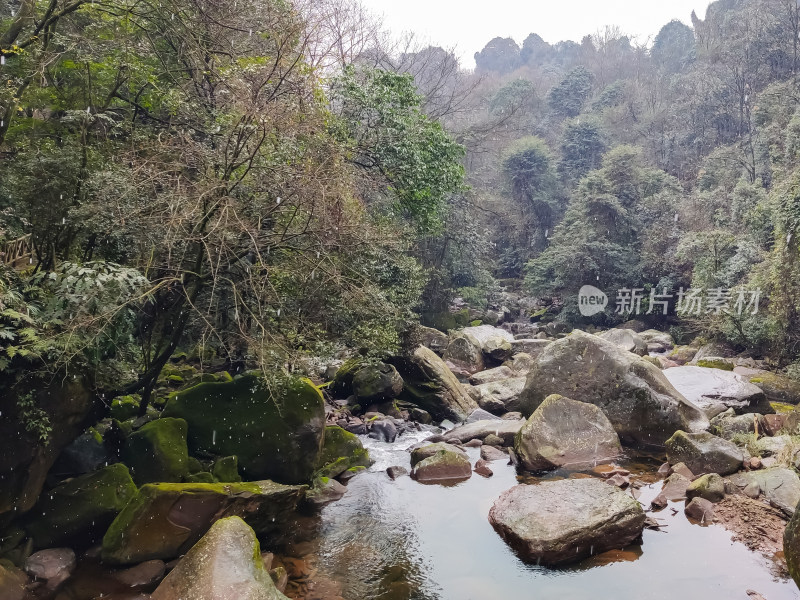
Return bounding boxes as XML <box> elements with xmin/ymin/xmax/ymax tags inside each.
<box><xmin>410</xmin><ymin>442</ymin><xmax>466</xmax><ymax>466</ymax></box>
<box><xmin>663</xmin><ymin>367</ymin><xmax>773</xmax><ymax>415</ymax></box>
<box><xmin>390</xmin><ymin>346</ymin><xmax>479</xmax><ymax>422</ymax></box>
<box><xmin>657</xmin><ymin>462</ymin><xmax>671</xmax><ymax>476</ymax></box>
<box><xmin>102</xmin><ymin>480</ymin><xmax>305</xmax><ymax>565</ymax></box>
<box><xmin>24</xmin><ymin>463</ymin><xmax>137</xmax><ymax>550</ymax></box>
<box><xmin>597</xmin><ymin>328</ymin><xmax>648</xmax><ymax>356</ymax></box>
<box><xmin>0</xmin><ymin>561</ymin><xmax>27</xmax><ymax>600</ymax></box>
<box><xmin>469</xmin><ymin>366</ymin><xmax>514</xmax><ymax>386</ymax></box>
<box><xmin>150</xmin><ymin>517</ymin><xmax>288</xmax><ymax>600</ymax></box>
<box><xmin>474</xmin><ymin>459</ymin><xmax>493</xmax><ymax>478</ymax></box>
<box><xmin>411</xmin><ymin>448</ymin><xmax>471</xmax><ymax>484</ymax></box>
<box><xmin>315</xmin><ymin>426</ymin><xmax>372</xmax><ymax>479</ymax></box>
<box><xmin>212</xmin><ymin>456</ymin><xmax>242</xmax><ymax>483</ymax></box>
<box><xmin>443</xmin><ymin>334</ymin><xmax>485</xmax><ymax>374</ymax></box>
<box><xmin>408</xmin><ymin>408</ymin><xmax>432</xmax><ymax>424</ymax></box>
<box><xmin>728</xmin><ymin>468</ymin><xmax>800</xmax><ymax>516</ymax></box>
<box><xmin>306</xmin><ymin>477</ymin><xmax>347</xmax><ymax>508</ymax></box>
<box><xmin>684</xmin><ymin>497</ymin><xmax>715</xmax><ymax>524</ymax></box>
<box><xmin>24</xmin><ymin>548</ymin><xmax>76</xmax><ymax>589</ymax></box>
<box><xmin>489</xmin><ymin>479</ymin><xmax>645</xmax><ymax>566</ymax></box>
<box><xmin>651</xmin><ymin>473</ymin><xmax>691</xmax><ymax>509</ymax></box>
<box><xmin>748</xmin><ymin>372</ymin><xmax>800</xmax><ymax>405</ymax></box>
<box><xmin>474</xmin><ymin>377</ymin><xmax>526</xmax><ymax>414</ymax></box>
<box><xmin>162</xmin><ymin>375</ymin><xmax>325</xmax><ymax>484</ymax></box>
<box><xmin>443</xmin><ymin>419</ymin><xmax>524</xmax><ymax>446</ymax></box>
<box><xmin>113</xmin><ymin>559</ymin><xmax>166</xmax><ymax>587</ymax></box>
<box><xmin>352</xmin><ymin>363</ymin><xmax>404</xmax><ymax>402</ymax></box>
<box><xmin>665</xmin><ymin>431</ymin><xmax>744</xmax><ymax>476</ymax></box>
<box><xmin>514</xmin><ymin>394</ymin><xmax>621</xmax><ymax>473</ymax></box>
<box><xmin>386</xmin><ymin>466</ymin><xmax>408</xmax><ymax>480</ymax></box>
<box><xmin>605</xmin><ymin>473</ymin><xmax>630</xmax><ymax>488</ymax></box>
<box><xmin>122</xmin><ymin>418</ymin><xmax>190</xmax><ymax>485</ymax></box>
<box><xmin>466</xmin><ymin>408</ymin><xmax>502</xmax><ymax>423</ymax></box>
<box><xmin>639</xmin><ymin>330</ymin><xmax>675</xmax><ymax>352</ymax></box>
<box><xmin>686</xmin><ymin>473</ymin><xmax>726</xmax><ymax>503</ymax></box>
<box><xmin>480</xmin><ymin>445</ymin><xmax>507</xmax><ymax>462</ymax></box>
<box><xmin>517</xmin><ymin>331</ymin><xmax>708</xmax><ymax>448</ymax></box>
<box><xmin>52</xmin><ymin>426</ymin><xmax>112</xmax><ymax>477</ymax></box>
<box><xmin>368</xmin><ymin>419</ymin><xmax>397</xmax><ymax>443</ymax></box>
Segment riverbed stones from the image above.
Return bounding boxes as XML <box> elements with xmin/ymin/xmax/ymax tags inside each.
<box><xmin>24</xmin><ymin>548</ymin><xmax>76</xmax><ymax>589</ymax></box>
<box><xmin>728</xmin><ymin>468</ymin><xmax>800</xmax><ymax>516</ymax></box>
<box><xmin>151</xmin><ymin>517</ymin><xmax>289</xmax><ymax>600</ymax></box>
<box><xmin>314</xmin><ymin>426</ymin><xmax>372</xmax><ymax>479</ymax></box>
<box><xmin>410</xmin><ymin>442</ymin><xmax>466</xmax><ymax>466</ymax></box>
<box><xmin>663</xmin><ymin>366</ymin><xmax>773</xmax><ymax>415</ymax></box>
<box><xmin>102</xmin><ymin>480</ymin><xmax>305</xmax><ymax>565</ymax></box>
<box><xmin>411</xmin><ymin>448</ymin><xmax>472</xmax><ymax>484</ymax></box>
<box><xmin>687</xmin><ymin>473</ymin><xmax>726</xmax><ymax>503</ymax></box>
<box><xmin>651</xmin><ymin>473</ymin><xmax>691</xmax><ymax>509</ymax></box>
<box><xmin>665</xmin><ymin>431</ymin><xmax>744</xmax><ymax>476</ymax></box>
<box><xmin>514</xmin><ymin>394</ymin><xmax>621</xmax><ymax>473</ymax></box>
<box><xmin>305</xmin><ymin>477</ymin><xmax>347</xmax><ymax>507</ymax></box>
<box><xmin>597</xmin><ymin>328</ymin><xmax>648</xmax><ymax>356</ymax></box>
<box><xmin>24</xmin><ymin>463</ymin><xmax>137</xmax><ymax>549</ymax></box>
<box><xmin>684</xmin><ymin>497</ymin><xmax>715</xmax><ymax>523</ymax></box>
<box><xmin>444</xmin><ymin>419</ymin><xmax>524</xmax><ymax>446</ymax></box>
<box><xmin>480</xmin><ymin>445</ymin><xmax>507</xmax><ymax>462</ymax></box>
<box><xmin>466</xmin><ymin>408</ymin><xmax>501</xmax><ymax>423</ymax></box>
<box><xmin>517</xmin><ymin>330</ymin><xmax>709</xmax><ymax>447</ymax></box>
<box><xmin>162</xmin><ymin>375</ymin><xmax>325</xmax><ymax>484</ymax></box>
<box><xmin>489</xmin><ymin>479</ymin><xmax>645</xmax><ymax>566</ymax></box>
<box><xmin>639</xmin><ymin>330</ymin><xmax>675</xmax><ymax>352</ymax></box>
<box><xmin>390</xmin><ymin>346</ymin><xmax>478</xmax><ymax>422</ymax></box>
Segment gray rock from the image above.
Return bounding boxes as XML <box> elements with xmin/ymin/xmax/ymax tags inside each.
<box><xmin>113</xmin><ymin>559</ymin><xmax>166</xmax><ymax>587</ymax></box>
<box><xmin>390</xmin><ymin>346</ymin><xmax>479</xmax><ymax>421</ymax></box>
<box><xmin>748</xmin><ymin>372</ymin><xmax>800</xmax><ymax>405</ymax></box>
<box><xmin>489</xmin><ymin>479</ymin><xmax>645</xmax><ymax>566</ymax></box>
<box><xmin>151</xmin><ymin>517</ymin><xmax>288</xmax><ymax>600</ymax></box>
<box><xmin>514</xmin><ymin>394</ymin><xmax>621</xmax><ymax>472</ymax></box>
<box><xmin>462</xmin><ymin>325</ymin><xmax>515</xmax><ymax>347</ymax></box>
<box><xmin>517</xmin><ymin>331</ymin><xmax>709</xmax><ymax>448</ymax></box>
<box><xmin>684</xmin><ymin>497</ymin><xmax>715</xmax><ymax>524</ymax></box>
<box><xmin>466</xmin><ymin>408</ymin><xmax>502</xmax><ymax>423</ymax></box>
<box><xmin>598</xmin><ymin>328</ymin><xmax>648</xmax><ymax>356</ymax></box>
<box><xmin>509</xmin><ymin>339</ymin><xmax>552</xmax><ymax>359</ymax></box>
<box><xmin>639</xmin><ymin>329</ymin><xmax>675</xmax><ymax>352</ymax></box>
<box><xmin>474</xmin><ymin>377</ymin><xmax>526</xmax><ymax>414</ymax></box>
<box><xmin>24</xmin><ymin>548</ymin><xmax>76</xmax><ymax>589</ymax></box>
<box><xmin>418</xmin><ymin>326</ymin><xmax>449</xmax><ymax>356</ymax></box>
<box><xmin>484</xmin><ymin>337</ymin><xmax>513</xmax><ymax>362</ymax></box>
<box><xmin>686</xmin><ymin>473</ymin><xmax>725</xmax><ymax>503</ymax></box>
<box><xmin>480</xmin><ymin>445</ymin><xmax>507</xmax><ymax>462</ymax></box>
<box><xmin>352</xmin><ymin>363</ymin><xmax>404</xmax><ymax>402</ymax></box>
<box><xmin>0</xmin><ymin>562</ymin><xmax>27</xmax><ymax>600</ymax></box>
<box><xmin>663</xmin><ymin>366</ymin><xmax>773</xmax><ymax>414</ymax></box>
<box><xmin>411</xmin><ymin>448</ymin><xmax>472</xmax><ymax>483</ymax></box>
<box><xmin>444</xmin><ymin>419</ymin><xmax>524</xmax><ymax>446</ymax></box>
<box><xmin>651</xmin><ymin>473</ymin><xmax>691</xmax><ymax>508</ymax></box>
<box><xmin>783</xmin><ymin>494</ymin><xmax>800</xmax><ymax>586</ymax></box>
<box><xmin>386</xmin><ymin>466</ymin><xmax>408</xmax><ymax>480</ymax></box>
<box><xmin>710</xmin><ymin>410</ymin><xmax>766</xmax><ymax>439</ymax></box>
<box><xmin>469</xmin><ymin>366</ymin><xmax>515</xmax><ymax>386</ymax></box>
<box><xmin>665</xmin><ymin>431</ymin><xmax>744</xmax><ymax>476</ymax></box>
<box><xmin>368</xmin><ymin>419</ymin><xmax>397</xmax><ymax>443</ymax></box>
<box><xmin>306</xmin><ymin>477</ymin><xmax>347</xmax><ymax>507</ymax></box>
<box><xmin>410</xmin><ymin>442</ymin><xmax>466</xmax><ymax>466</ymax></box>
<box><xmin>443</xmin><ymin>334</ymin><xmax>485</xmax><ymax>374</ymax></box>
<box><xmin>691</xmin><ymin>342</ymin><xmax>737</xmax><ymax>363</ymax></box>
<box><xmin>503</xmin><ymin>352</ymin><xmax>536</xmax><ymax>375</ymax></box>
<box><xmin>729</xmin><ymin>468</ymin><xmax>800</xmax><ymax>516</ymax></box>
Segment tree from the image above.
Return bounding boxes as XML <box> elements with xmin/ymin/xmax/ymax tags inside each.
<box><xmin>559</xmin><ymin>117</ymin><xmax>607</xmax><ymax>180</ymax></box>
<box><xmin>474</xmin><ymin>37</ymin><xmax>521</xmax><ymax>74</ymax></box>
<box><xmin>547</xmin><ymin>66</ymin><xmax>594</xmax><ymax>118</ymax></box>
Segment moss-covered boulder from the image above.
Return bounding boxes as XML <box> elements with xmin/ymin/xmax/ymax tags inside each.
<box><xmin>330</xmin><ymin>358</ymin><xmax>366</xmax><ymax>397</ymax></box>
<box><xmin>121</xmin><ymin>418</ymin><xmax>189</xmax><ymax>485</ymax></box>
<box><xmin>25</xmin><ymin>464</ymin><xmax>137</xmax><ymax>549</ymax></box>
<box><xmin>314</xmin><ymin>426</ymin><xmax>372</xmax><ymax>479</ymax></box>
<box><xmin>161</xmin><ymin>375</ymin><xmax>325</xmax><ymax>484</ymax></box>
<box><xmin>750</xmin><ymin>372</ymin><xmax>800</xmax><ymax>405</ymax></box>
<box><xmin>352</xmin><ymin>363</ymin><xmax>404</xmax><ymax>402</ymax></box>
<box><xmin>211</xmin><ymin>456</ymin><xmax>241</xmax><ymax>483</ymax></box>
<box><xmin>109</xmin><ymin>395</ymin><xmax>141</xmax><ymax>421</ymax></box>
<box><xmin>151</xmin><ymin>516</ymin><xmax>289</xmax><ymax>600</ymax></box>
<box><xmin>102</xmin><ymin>480</ymin><xmax>305</xmax><ymax>565</ymax></box>
<box><xmin>411</xmin><ymin>448</ymin><xmax>472</xmax><ymax>484</ymax></box>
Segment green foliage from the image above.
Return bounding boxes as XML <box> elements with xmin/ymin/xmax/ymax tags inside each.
<box><xmin>559</xmin><ymin>117</ymin><xmax>607</xmax><ymax>180</ymax></box>
<box><xmin>547</xmin><ymin>66</ymin><xmax>594</xmax><ymax>118</ymax></box>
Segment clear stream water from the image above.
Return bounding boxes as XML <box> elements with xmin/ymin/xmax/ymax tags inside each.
<box><xmin>300</xmin><ymin>430</ymin><xmax>800</xmax><ymax>600</ymax></box>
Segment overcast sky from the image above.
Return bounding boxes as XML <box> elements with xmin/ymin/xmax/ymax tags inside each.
<box><xmin>362</xmin><ymin>0</ymin><xmax>713</xmax><ymax>68</ymax></box>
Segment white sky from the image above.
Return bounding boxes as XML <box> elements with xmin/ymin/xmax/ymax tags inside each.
<box><xmin>362</xmin><ymin>0</ymin><xmax>713</xmax><ymax>68</ymax></box>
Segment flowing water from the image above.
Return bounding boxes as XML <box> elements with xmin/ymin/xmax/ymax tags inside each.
<box><xmin>293</xmin><ymin>430</ymin><xmax>800</xmax><ymax>600</ymax></box>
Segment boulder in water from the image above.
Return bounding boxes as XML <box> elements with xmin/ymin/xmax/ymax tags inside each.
<box><xmin>514</xmin><ymin>394</ymin><xmax>621</xmax><ymax>473</ymax></box>
<box><xmin>352</xmin><ymin>363</ymin><xmax>404</xmax><ymax>401</ymax></box>
<box><xmin>411</xmin><ymin>448</ymin><xmax>471</xmax><ymax>484</ymax></box>
<box><xmin>150</xmin><ymin>516</ymin><xmax>288</xmax><ymax>600</ymax></box>
<box><xmin>517</xmin><ymin>331</ymin><xmax>708</xmax><ymax>447</ymax></box>
<box><xmin>489</xmin><ymin>479</ymin><xmax>645</xmax><ymax>566</ymax></box>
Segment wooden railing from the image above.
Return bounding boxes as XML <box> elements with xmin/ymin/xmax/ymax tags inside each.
<box><xmin>1</xmin><ymin>234</ymin><xmax>33</xmax><ymax>268</ymax></box>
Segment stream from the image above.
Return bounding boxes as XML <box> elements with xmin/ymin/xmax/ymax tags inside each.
<box><xmin>288</xmin><ymin>430</ymin><xmax>800</xmax><ymax>600</ymax></box>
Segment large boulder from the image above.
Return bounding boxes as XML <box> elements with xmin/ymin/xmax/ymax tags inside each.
<box><xmin>314</xmin><ymin>426</ymin><xmax>372</xmax><ymax>479</ymax></box>
<box><xmin>728</xmin><ymin>468</ymin><xmax>800</xmax><ymax>516</ymax></box>
<box><xmin>489</xmin><ymin>479</ymin><xmax>645</xmax><ymax>566</ymax></box>
<box><xmin>411</xmin><ymin>448</ymin><xmax>471</xmax><ymax>484</ymax></box>
<box><xmin>24</xmin><ymin>463</ymin><xmax>137</xmax><ymax>549</ymax></box>
<box><xmin>352</xmin><ymin>363</ymin><xmax>404</xmax><ymax>402</ymax></box>
<box><xmin>162</xmin><ymin>375</ymin><xmax>325</xmax><ymax>484</ymax></box>
<box><xmin>410</xmin><ymin>442</ymin><xmax>466</xmax><ymax>466</ymax></box>
<box><xmin>662</xmin><ymin>366</ymin><xmax>773</xmax><ymax>415</ymax></box>
<box><xmin>749</xmin><ymin>372</ymin><xmax>800</xmax><ymax>405</ymax></box>
<box><xmin>664</xmin><ymin>431</ymin><xmax>744</xmax><ymax>476</ymax></box>
<box><xmin>459</xmin><ymin>325</ymin><xmax>515</xmax><ymax>363</ymax></box>
<box><xmin>0</xmin><ymin>377</ymin><xmax>96</xmax><ymax>519</ymax></box>
<box><xmin>122</xmin><ymin>418</ymin><xmax>190</xmax><ymax>485</ymax></box>
<box><xmin>417</xmin><ymin>326</ymin><xmax>449</xmax><ymax>356</ymax></box>
<box><xmin>443</xmin><ymin>419</ymin><xmax>524</xmax><ymax>446</ymax></box>
<box><xmin>709</xmin><ymin>409</ymin><xmax>765</xmax><ymax>439</ymax></box>
<box><xmin>102</xmin><ymin>480</ymin><xmax>305</xmax><ymax>565</ymax></box>
<box><xmin>514</xmin><ymin>394</ymin><xmax>621</xmax><ymax>473</ymax></box>
<box><xmin>390</xmin><ymin>346</ymin><xmax>478</xmax><ymax>421</ymax></box>
<box><xmin>597</xmin><ymin>329</ymin><xmax>647</xmax><ymax>356</ymax></box>
<box><xmin>516</xmin><ymin>331</ymin><xmax>709</xmax><ymax>448</ymax></box>
<box><xmin>151</xmin><ymin>516</ymin><xmax>288</xmax><ymax>600</ymax></box>
<box><xmin>474</xmin><ymin>377</ymin><xmax>526</xmax><ymax>414</ymax></box>
<box><xmin>442</xmin><ymin>334</ymin><xmax>484</xmax><ymax>374</ymax></box>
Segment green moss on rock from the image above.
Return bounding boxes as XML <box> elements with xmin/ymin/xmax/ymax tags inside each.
<box><xmin>122</xmin><ymin>418</ymin><xmax>190</xmax><ymax>485</ymax></box>
<box><xmin>25</xmin><ymin>463</ymin><xmax>137</xmax><ymax>549</ymax></box>
<box><xmin>212</xmin><ymin>456</ymin><xmax>242</xmax><ymax>483</ymax></box>
<box><xmin>110</xmin><ymin>395</ymin><xmax>141</xmax><ymax>421</ymax></box>
<box><xmin>183</xmin><ymin>472</ymin><xmax>216</xmax><ymax>484</ymax></box>
<box><xmin>161</xmin><ymin>375</ymin><xmax>325</xmax><ymax>484</ymax></box>
<box><xmin>314</xmin><ymin>426</ymin><xmax>371</xmax><ymax>479</ymax></box>
<box><xmin>695</xmin><ymin>358</ymin><xmax>734</xmax><ymax>371</ymax></box>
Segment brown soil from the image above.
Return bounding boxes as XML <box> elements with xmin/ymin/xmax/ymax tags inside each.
<box><xmin>712</xmin><ymin>494</ymin><xmax>788</xmax><ymax>567</ymax></box>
